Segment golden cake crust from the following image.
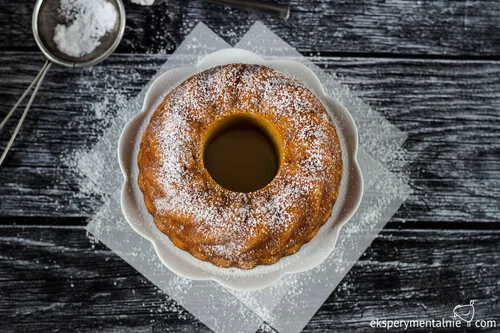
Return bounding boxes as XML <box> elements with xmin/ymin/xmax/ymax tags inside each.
<box><xmin>138</xmin><ymin>64</ymin><xmax>343</xmax><ymax>269</ymax></box>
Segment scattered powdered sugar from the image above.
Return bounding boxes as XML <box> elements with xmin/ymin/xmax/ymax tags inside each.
<box><xmin>54</xmin><ymin>0</ymin><xmax>118</xmax><ymax>57</ymax></box>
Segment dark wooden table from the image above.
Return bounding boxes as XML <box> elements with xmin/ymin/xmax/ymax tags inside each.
<box><xmin>1</xmin><ymin>1</ymin><xmax>499</xmax><ymax>332</ymax></box>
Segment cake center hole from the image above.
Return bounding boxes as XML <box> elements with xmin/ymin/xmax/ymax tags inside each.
<box><xmin>203</xmin><ymin>116</ymin><xmax>280</xmax><ymax>193</ymax></box>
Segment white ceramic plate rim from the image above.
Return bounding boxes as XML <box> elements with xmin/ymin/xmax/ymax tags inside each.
<box><xmin>118</xmin><ymin>48</ymin><xmax>363</xmax><ymax>291</ymax></box>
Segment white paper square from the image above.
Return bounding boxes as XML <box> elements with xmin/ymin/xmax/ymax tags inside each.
<box><xmin>79</xmin><ymin>22</ymin><xmax>411</xmax><ymax>333</ymax></box>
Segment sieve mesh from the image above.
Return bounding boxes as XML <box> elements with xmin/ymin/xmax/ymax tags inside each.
<box><xmin>35</xmin><ymin>0</ymin><xmax>124</xmax><ymax>66</ymax></box>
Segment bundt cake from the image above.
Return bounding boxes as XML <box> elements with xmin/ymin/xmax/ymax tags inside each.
<box><xmin>138</xmin><ymin>63</ymin><xmax>343</xmax><ymax>269</ymax></box>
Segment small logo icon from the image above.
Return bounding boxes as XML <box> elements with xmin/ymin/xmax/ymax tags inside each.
<box><xmin>454</xmin><ymin>300</ymin><xmax>475</xmax><ymax>325</ymax></box>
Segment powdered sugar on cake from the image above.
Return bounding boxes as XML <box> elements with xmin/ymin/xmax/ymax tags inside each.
<box><xmin>138</xmin><ymin>64</ymin><xmax>343</xmax><ymax>267</ymax></box>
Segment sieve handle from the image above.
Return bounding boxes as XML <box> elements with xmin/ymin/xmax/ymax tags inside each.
<box><xmin>207</xmin><ymin>0</ymin><xmax>290</xmax><ymax>19</ymax></box>
<box><xmin>0</xmin><ymin>60</ymin><xmax>52</xmax><ymax>166</ymax></box>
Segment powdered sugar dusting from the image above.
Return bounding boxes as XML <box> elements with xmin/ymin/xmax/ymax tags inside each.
<box><xmin>139</xmin><ymin>64</ymin><xmax>343</xmax><ymax>267</ymax></box>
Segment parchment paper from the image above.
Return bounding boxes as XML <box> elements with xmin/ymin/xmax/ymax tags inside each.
<box><xmin>79</xmin><ymin>22</ymin><xmax>412</xmax><ymax>333</ymax></box>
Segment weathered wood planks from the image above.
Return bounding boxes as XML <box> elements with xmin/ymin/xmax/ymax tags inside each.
<box><xmin>1</xmin><ymin>1</ymin><xmax>500</xmax><ymax>56</ymax></box>
<box><xmin>0</xmin><ymin>227</ymin><xmax>498</xmax><ymax>332</ymax></box>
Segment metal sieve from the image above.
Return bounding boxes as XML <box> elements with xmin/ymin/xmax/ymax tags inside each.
<box><xmin>0</xmin><ymin>0</ymin><xmax>126</xmax><ymax>165</ymax></box>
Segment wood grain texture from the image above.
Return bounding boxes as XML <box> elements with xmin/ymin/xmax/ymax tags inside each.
<box><xmin>0</xmin><ymin>227</ymin><xmax>498</xmax><ymax>333</ymax></box>
<box><xmin>1</xmin><ymin>53</ymin><xmax>499</xmax><ymax>224</ymax></box>
<box><xmin>306</xmin><ymin>228</ymin><xmax>500</xmax><ymax>332</ymax></box>
<box><xmin>0</xmin><ymin>227</ymin><xmax>210</xmax><ymax>333</ymax></box>
<box><xmin>1</xmin><ymin>0</ymin><xmax>500</xmax><ymax>56</ymax></box>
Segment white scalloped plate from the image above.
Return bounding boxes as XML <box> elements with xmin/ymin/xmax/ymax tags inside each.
<box><xmin>118</xmin><ymin>48</ymin><xmax>363</xmax><ymax>291</ymax></box>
